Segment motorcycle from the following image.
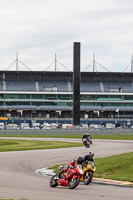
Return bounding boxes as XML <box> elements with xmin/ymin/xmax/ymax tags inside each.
<box><xmin>82</xmin><ymin>138</ymin><xmax>90</xmax><ymax>148</ymax></box>
<box><xmin>50</xmin><ymin>163</ymin><xmax>83</xmax><ymax>189</ymax></box>
<box><xmin>80</xmin><ymin>161</ymin><xmax>96</xmax><ymax>185</ymax></box>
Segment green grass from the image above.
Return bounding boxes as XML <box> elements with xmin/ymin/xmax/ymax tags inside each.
<box><xmin>48</xmin><ymin>164</ymin><xmax>65</xmax><ymax>174</ymax></box>
<box><xmin>94</xmin><ymin>152</ymin><xmax>133</xmax><ymax>182</ymax></box>
<box><xmin>0</xmin><ymin>134</ymin><xmax>133</xmax><ymax>140</ymax></box>
<box><xmin>0</xmin><ymin>139</ymin><xmax>82</xmax><ymax>152</ymax></box>
<box><xmin>49</xmin><ymin>152</ymin><xmax>133</xmax><ymax>183</ymax></box>
<box><xmin>92</xmin><ymin>135</ymin><xmax>133</xmax><ymax>140</ymax></box>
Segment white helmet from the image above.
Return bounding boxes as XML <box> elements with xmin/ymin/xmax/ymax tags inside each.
<box><xmin>86</xmin><ymin>133</ymin><xmax>90</xmax><ymax>136</ymax></box>
<box><xmin>83</xmin><ymin>132</ymin><xmax>90</xmax><ymax>135</ymax></box>
<box><xmin>88</xmin><ymin>151</ymin><xmax>94</xmax><ymax>157</ymax></box>
<box><xmin>83</xmin><ymin>133</ymin><xmax>87</xmax><ymax>136</ymax></box>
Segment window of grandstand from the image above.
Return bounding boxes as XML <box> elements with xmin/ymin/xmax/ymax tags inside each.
<box><xmin>18</xmin><ymin>94</ymin><xmax>31</xmax><ymax>99</ymax></box>
<box><xmin>32</xmin><ymin>94</ymin><xmax>43</xmax><ymax>99</ymax></box>
<box><xmin>45</xmin><ymin>94</ymin><xmax>57</xmax><ymax>100</ymax></box>
<box><xmin>0</xmin><ymin>102</ymin><xmax>4</xmax><ymax>106</ymax></box>
<box><xmin>6</xmin><ymin>94</ymin><xmax>17</xmax><ymax>99</ymax></box>
<box><xmin>0</xmin><ymin>94</ymin><xmax>4</xmax><ymax>99</ymax></box>
<box><xmin>43</xmin><ymin>86</ymin><xmax>57</xmax><ymax>92</ymax></box>
<box><xmin>58</xmin><ymin>94</ymin><xmax>71</xmax><ymax>100</ymax></box>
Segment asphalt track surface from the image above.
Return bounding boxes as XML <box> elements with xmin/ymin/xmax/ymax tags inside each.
<box><xmin>0</xmin><ymin>138</ymin><xmax>133</xmax><ymax>200</ymax></box>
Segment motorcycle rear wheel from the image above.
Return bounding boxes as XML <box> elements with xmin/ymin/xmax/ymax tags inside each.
<box><xmin>83</xmin><ymin>172</ymin><xmax>93</xmax><ymax>185</ymax></box>
<box><xmin>49</xmin><ymin>175</ymin><xmax>58</xmax><ymax>187</ymax></box>
<box><xmin>68</xmin><ymin>176</ymin><xmax>80</xmax><ymax>189</ymax></box>
<box><xmin>83</xmin><ymin>142</ymin><xmax>90</xmax><ymax>148</ymax></box>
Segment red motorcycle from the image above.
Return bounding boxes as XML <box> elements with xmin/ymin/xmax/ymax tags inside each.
<box><xmin>49</xmin><ymin>160</ymin><xmax>83</xmax><ymax>189</ymax></box>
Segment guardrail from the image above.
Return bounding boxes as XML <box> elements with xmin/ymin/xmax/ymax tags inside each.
<box><xmin>3</xmin><ymin>117</ymin><xmax>133</xmax><ymax>121</ymax></box>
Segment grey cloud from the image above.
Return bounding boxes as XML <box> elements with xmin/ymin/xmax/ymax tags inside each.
<box><xmin>0</xmin><ymin>0</ymin><xmax>133</xmax><ymax>72</ymax></box>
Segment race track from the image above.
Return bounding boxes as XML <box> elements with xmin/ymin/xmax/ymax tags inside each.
<box><xmin>0</xmin><ymin>138</ymin><xmax>133</xmax><ymax>200</ymax></box>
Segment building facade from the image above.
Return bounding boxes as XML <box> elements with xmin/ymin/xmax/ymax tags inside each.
<box><xmin>0</xmin><ymin>71</ymin><xmax>133</xmax><ymax>120</ymax></box>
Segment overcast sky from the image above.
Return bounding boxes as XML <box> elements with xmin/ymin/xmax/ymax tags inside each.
<box><xmin>0</xmin><ymin>0</ymin><xmax>133</xmax><ymax>72</ymax></box>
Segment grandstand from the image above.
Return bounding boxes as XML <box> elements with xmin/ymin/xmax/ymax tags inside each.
<box><xmin>0</xmin><ymin>70</ymin><xmax>133</xmax><ymax>127</ymax></box>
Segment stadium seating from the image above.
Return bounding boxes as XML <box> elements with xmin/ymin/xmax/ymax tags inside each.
<box><xmin>1</xmin><ymin>79</ymin><xmax>128</xmax><ymax>94</ymax></box>
<box><xmin>38</xmin><ymin>80</ymin><xmax>69</xmax><ymax>92</ymax></box>
<box><xmin>80</xmin><ymin>81</ymin><xmax>101</xmax><ymax>92</ymax></box>
<box><xmin>3</xmin><ymin>79</ymin><xmax>133</xmax><ymax>93</ymax></box>
<box><xmin>103</xmin><ymin>81</ymin><xmax>133</xmax><ymax>93</ymax></box>
<box><xmin>6</xmin><ymin>80</ymin><xmax>36</xmax><ymax>91</ymax></box>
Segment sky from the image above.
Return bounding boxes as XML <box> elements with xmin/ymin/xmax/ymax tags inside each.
<box><xmin>0</xmin><ymin>0</ymin><xmax>133</xmax><ymax>72</ymax></box>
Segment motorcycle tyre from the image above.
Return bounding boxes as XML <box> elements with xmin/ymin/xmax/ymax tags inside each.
<box><xmin>83</xmin><ymin>142</ymin><xmax>90</xmax><ymax>148</ymax></box>
<box><xmin>68</xmin><ymin>176</ymin><xmax>80</xmax><ymax>189</ymax></box>
<box><xmin>83</xmin><ymin>172</ymin><xmax>93</xmax><ymax>185</ymax></box>
<box><xmin>49</xmin><ymin>175</ymin><xmax>58</xmax><ymax>187</ymax></box>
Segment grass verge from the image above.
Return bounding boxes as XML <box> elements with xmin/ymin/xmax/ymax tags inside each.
<box><xmin>0</xmin><ymin>139</ymin><xmax>82</xmax><ymax>152</ymax></box>
<box><xmin>0</xmin><ymin>134</ymin><xmax>133</xmax><ymax>140</ymax></box>
<box><xmin>92</xmin><ymin>135</ymin><xmax>133</xmax><ymax>140</ymax></box>
<box><xmin>49</xmin><ymin>152</ymin><xmax>133</xmax><ymax>183</ymax></box>
<box><xmin>94</xmin><ymin>152</ymin><xmax>133</xmax><ymax>182</ymax></box>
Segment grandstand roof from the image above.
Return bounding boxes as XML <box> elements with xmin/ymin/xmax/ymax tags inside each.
<box><xmin>1</xmin><ymin>70</ymin><xmax>133</xmax><ymax>81</ymax></box>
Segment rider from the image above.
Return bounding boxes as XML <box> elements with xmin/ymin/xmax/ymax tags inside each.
<box><xmin>84</xmin><ymin>151</ymin><xmax>94</xmax><ymax>162</ymax></box>
<box><xmin>77</xmin><ymin>156</ymin><xmax>84</xmax><ymax>165</ymax></box>
<box><xmin>56</xmin><ymin>160</ymin><xmax>76</xmax><ymax>179</ymax></box>
<box><xmin>77</xmin><ymin>151</ymin><xmax>94</xmax><ymax>166</ymax></box>
<box><xmin>69</xmin><ymin>160</ymin><xmax>76</xmax><ymax>168</ymax></box>
<box><xmin>82</xmin><ymin>133</ymin><xmax>92</xmax><ymax>143</ymax></box>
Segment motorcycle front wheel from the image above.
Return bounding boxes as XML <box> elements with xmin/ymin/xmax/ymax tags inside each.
<box><xmin>83</xmin><ymin>172</ymin><xmax>93</xmax><ymax>185</ymax></box>
<box><xmin>68</xmin><ymin>176</ymin><xmax>80</xmax><ymax>189</ymax></box>
<box><xmin>49</xmin><ymin>175</ymin><xmax>58</xmax><ymax>187</ymax></box>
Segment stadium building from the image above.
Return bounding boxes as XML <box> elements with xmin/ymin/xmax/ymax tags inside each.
<box><xmin>1</xmin><ymin>70</ymin><xmax>133</xmax><ymax>127</ymax></box>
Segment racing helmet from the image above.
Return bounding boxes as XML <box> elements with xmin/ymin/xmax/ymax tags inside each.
<box><xmin>69</xmin><ymin>160</ymin><xmax>76</xmax><ymax>167</ymax></box>
<box><xmin>83</xmin><ymin>133</ymin><xmax>87</xmax><ymax>136</ymax></box>
<box><xmin>77</xmin><ymin>156</ymin><xmax>84</xmax><ymax>164</ymax></box>
<box><xmin>86</xmin><ymin>133</ymin><xmax>90</xmax><ymax>136</ymax></box>
<box><xmin>88</xmin><ymin>151</ymin><xmax>94</xmax><ymax>157</ymax></box>
<box><xmin>83</xmin><ymin>132</ymin><xmax>90</xmax><ymax>136</ymax></box>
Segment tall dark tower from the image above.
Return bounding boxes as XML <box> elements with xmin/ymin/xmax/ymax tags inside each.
<box><xmin>73</xmin><ymin>42</ymin><xmax>80</xmax><ymax>126</ymax></box>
